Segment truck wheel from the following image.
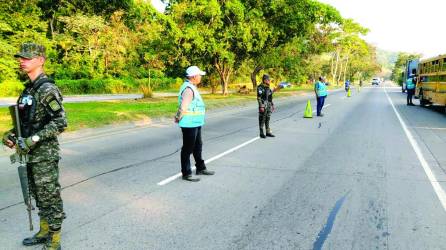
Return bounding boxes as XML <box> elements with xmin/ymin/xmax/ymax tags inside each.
<box><xmin>419</xmin><ymin>89</ymin><xmax>427</xmax><ymax>107</ymax></box>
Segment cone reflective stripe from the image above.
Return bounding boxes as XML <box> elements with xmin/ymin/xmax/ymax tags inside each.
<box><xmin>347</xmin><ymin>88</ymin><xmax>351</xmax><ymax>97</ymax></box>
<box><xmin>304</xmin><ymin>100</ymin><xmax>312</xmax><ymax>118</ymax></box>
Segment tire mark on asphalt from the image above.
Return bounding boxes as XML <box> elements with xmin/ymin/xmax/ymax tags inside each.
<box><xmin>313</xmin><ymin>192</ymin><xmax>350</xmax><ymax>250</ymax></box>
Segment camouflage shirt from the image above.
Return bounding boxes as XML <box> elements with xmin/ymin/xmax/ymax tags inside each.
<box><xmin>16</xmin><ymin>73</ymin><xmax>67</xmax><ymax>163</ymax></box>
<box><xmin>257</xmin><ymin>84</ymin><xmax>273</xmax><ymax>108</ymax></box>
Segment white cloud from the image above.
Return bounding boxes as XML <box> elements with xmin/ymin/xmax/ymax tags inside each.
<box><xmin>319</xmin><ymin>0</ymin><xmax>446</xmax><ymax>58</ymax></box>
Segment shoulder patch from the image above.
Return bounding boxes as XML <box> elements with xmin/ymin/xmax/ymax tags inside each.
<box><xmin>49</xmin><ymin>100</ymin><xmax>62</xmax><ymax>112</ymax></box>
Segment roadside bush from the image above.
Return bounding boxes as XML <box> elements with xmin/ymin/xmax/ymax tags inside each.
<box><xmin>56</xmin><ymin>79</ymin><xmax>108</xmax><ymax>94</ymax></box>
<box><xmin>53</xmin><ymin>77</ymin><xmax>181</xmax><ymax>95</ymax></box>
<box><xmin>105</xmin><ymin>79</ymin><xmax>134</xmax><ymax>94</ymax></box>
<box><xmin>139</xmin><ymin>85</ymin><xmax>153</xmax><ymax>98</ymax></box>
<box><xmin>0</xmin><ymin>80</ymin><xmax>24</xmax><ymax>97</ymax></box>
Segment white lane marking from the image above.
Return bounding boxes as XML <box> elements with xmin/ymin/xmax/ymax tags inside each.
<box><xmin>157</xmin><ymin>137</ymin><xmax>260</xmax><ymax>186</ymax></box>
<box><xmin>312</xmin><ymin>104</ymin><xmax>331</xmax><ymax>113</ymax></box>
<box><xmin>412</xmin><ymin>127</ymin><xmax>446</xmax><ymax>131</ymax></box>
<box><xmin>384</xmin><ymin>87</ymin><xmax>446</xmax><ymax>211</ymax></box>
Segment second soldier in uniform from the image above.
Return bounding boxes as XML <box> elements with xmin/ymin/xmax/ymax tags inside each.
<box><xmin>257</xmin><ymin>74</ymin><xmax>281</xmax><ymax>138</ymax></box>
<box><xmin>2</xmin><ymin>43</ymin><xmax>67</xmax><ymax>250</ymax></box>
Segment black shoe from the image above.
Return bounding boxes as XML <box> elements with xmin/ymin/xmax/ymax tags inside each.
<box><xmin>266</xmin><ymin>133</ymin><xmax>275</xmax><ymax>137</ymax></box>
<box><xmin>260</xmin><ymin>132</ymin><xmax>266</xmax><ymax>138</ymax></box>
<box><xmin>196</xmin><ymin>169</ymin><xmax>215</xmax><ymax>175</ymax></box>
<box><xmin>409</xmin><ymin>103</ymin><xmax>415</xmax><ymax>106</ymax></box>
<box><xmin>182</xmin><ymin>175</ymin><xmax>200</xmax><ymax>182</ymax></box>
<box><xmin>22</xmin><ymin>234</ymin><xmax>48</xmax><ymax>246</ymax></box>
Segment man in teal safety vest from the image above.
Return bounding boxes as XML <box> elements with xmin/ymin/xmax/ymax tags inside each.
<box><xmin>175</xmin><ymin>66</ymin><xmax>215</xmax><ymax>182</ymax></box>
<box><xmin>406</xmin><ymin>75</ymin><xmax>416</xmax><ymax>106</ymax></box>
<box><xmin>314</xmin><ymin>76</ymin><xmax>328</xmax><ymax>117</ymax></box>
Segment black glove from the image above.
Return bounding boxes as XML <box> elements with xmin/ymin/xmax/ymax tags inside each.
<box><xmin>17</xmin><ymin>137</ymin><xmax>32</xmax><ymax>153</ymax></box>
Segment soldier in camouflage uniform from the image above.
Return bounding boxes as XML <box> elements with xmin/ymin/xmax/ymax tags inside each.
<box><xmin>2</xmin><ymin>43</ymin><xmax>67</xmax><ymax>250</ymax></box>
<box><xmin>257</xmin><ymin>74</ymin><xmax>280</xmax><ymax>138</ymax></box>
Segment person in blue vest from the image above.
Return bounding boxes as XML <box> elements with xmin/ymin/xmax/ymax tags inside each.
<box><xmin>175</xmin><ymin>66</ymin><xmax>215</xmax><ymax>182</ymax></box>
<box><xmin>314</xmin><ymin>76</ymin><xmax>328</xmax><ymax>117</ymax></box>
<box><xmin>406</xmin><ymin>75</ymin><xmax>416</xmax><ymax>106</ymax></box>
<box><xmin>344</xmin><ymin>80</ymin><xmax>350</xmax><ymax>92</ymax></box>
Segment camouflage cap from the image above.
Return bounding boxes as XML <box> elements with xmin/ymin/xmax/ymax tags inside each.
<box><xmin>262</xmin><ymin>74</ymin><xmax>271</xmax><ymax>81</ymax></box>
<box><xmin>14</xmin><ymin>43</ymin><xmax>46</xmax><ymax>59</ymax></box>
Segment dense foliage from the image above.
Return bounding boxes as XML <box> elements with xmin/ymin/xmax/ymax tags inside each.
<box><xmin>0</xmin><ymin>0</ymin><xmax>381</xmax><ymax>96</ymax></box>
<box><xmin>390</xmin><ymin>52</ymin><xmax>421</xmax><ymax>85</ymax></box>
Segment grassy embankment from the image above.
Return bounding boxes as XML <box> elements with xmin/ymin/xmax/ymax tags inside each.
<box><xmin>0</xmin><ymin>94</ymin><xmax>259</xmax><ymax>133</ymax></box>
<box><xmin>0</xmin><ymin>85</ymin><xmax>326</xmax><ymax>134</ymax></box>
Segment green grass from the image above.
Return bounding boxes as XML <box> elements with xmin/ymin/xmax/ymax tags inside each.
<box><xmin>0</xmin><ymin>89</ymin><xmax>321</xmax><ymax>134</ymax></box>
<box><xmin>0</xmin><ymin>94</ymin><xmax>259</xmax><ymax>133</ymax></box>
<box><xmin>0</xmin><ymin>108</ymin><xmax>11</xmax><ymax>134</ymax></box>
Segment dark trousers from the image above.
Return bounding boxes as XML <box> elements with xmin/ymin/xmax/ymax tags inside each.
<box><xmin>316</xmin><ymin>96</ymin><xmax>326</xmax><ymax>116</ymax></box>
<box><xmin>181</xmin><ymin>127</ymin><xmax>206</xmax><ymax>176</ymax></box>
<box><xmin>258</xmin><ymin>108</ymin><xmax>272</xmax><ymax>133</ymax></box>
<box><xmin>407</xmin><ymin>89</ymin><xmax>415</xmax><ymax>104</ymax></box>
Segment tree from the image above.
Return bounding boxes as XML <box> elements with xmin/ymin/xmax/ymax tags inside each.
<box><xmin>391</xmin><ymin>52</ymin><xmax>421</xmax><ymax>84</ymax></box>
<box><xmin>163</xmin><ymin>0</ymin><xmax>264</xmax><ymax>95</ymax></box>
<box><xmin>243</xmin><ymin>0</ymin><xmax>342</xmax><ymax>88</ymax></box>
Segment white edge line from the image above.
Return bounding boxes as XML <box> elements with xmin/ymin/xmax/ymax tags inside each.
<box><xmin>157</xmin><ymin>137</ymin><xmax>260</xmax><ymax>186</ymax></box>
<box><xmin>384</xmin><ymin>87</ymin><xmax>446</xmax><ymax>211</ymax></box>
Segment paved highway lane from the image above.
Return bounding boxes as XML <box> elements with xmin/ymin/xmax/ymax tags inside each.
<box><xmin>1</xmin><ymin>85</ymin><xmax>445</xmax><ymax>249</ymax></box>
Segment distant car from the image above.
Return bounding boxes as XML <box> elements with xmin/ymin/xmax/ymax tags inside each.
<box><xmin>372</xmin><ymin>78</ymin><xmax>380</xmax><ymax>85</ymax></box>
<box><xmin>279</xmin><ymin>82</ymin><xmax>292</xmax><ymax>88</ymax></box>
<box><xmin>401</xmin><ymin>81</ymin><xmax>406</xmax><ymax>93</ymax></box>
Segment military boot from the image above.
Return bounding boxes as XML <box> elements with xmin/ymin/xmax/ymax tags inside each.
<box><xmin>23</xmin><ymin>219</ymin><xmax>49</xmax><ymax>246</ymax></box>
<box><xmin>259</xmin><ymin>129</ymin><xmax>266</xmax><ymax>138</ymax></box>
<box><xmin>265</xmin><ymin>116</ymin><xmax>274</xmax><ymax>137</ymax></box>
<box><xmin>266</xmin><ymin>131</ymin><xmax>275</xmax><ymax>137</ymax></box>
<box><xmin>42</xmin><ymin>229</ymin><xmax>61</xmax><ymax>250</ymax></box>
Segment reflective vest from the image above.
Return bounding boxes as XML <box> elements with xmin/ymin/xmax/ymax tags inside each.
<box><xmin>406</xmin><ymin>78</ymin><xmax>415</xmax><ymax>90</ymax></box>
<box><xmin>178</xmin><ymin>81</ymin><xmax>206</xmax><ymax>128</ymax></box>
<box><xmin>315</xmin><ymin>81</ymin><xmax>328</xmax><ymax>97</ymax></box>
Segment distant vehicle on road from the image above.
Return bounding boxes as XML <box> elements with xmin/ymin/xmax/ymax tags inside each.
<box><xmin>371</xmin><ymin>78</ymin><xmax>380</xmax><ymax>85</ymax></box>
<box><xmin>279</xmin><ymin>82</ymin><xmax>292</xmax><ymax>88</ymax></box>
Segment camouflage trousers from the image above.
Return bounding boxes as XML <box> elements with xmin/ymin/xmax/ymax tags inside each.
<box><xmin>27</xmin><ymin>160</ymin><xmax>64</xmax><ymax>230</ymax></box>
<box><xmin>259</xmin><ymin>107</ymin><xmax>272</xmax><ymax>133</ymax></box>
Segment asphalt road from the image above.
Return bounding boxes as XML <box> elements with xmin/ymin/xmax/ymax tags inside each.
<box><xmin>1</xmin><ymin>83</ymin><xmax>445</xmax><ymax>250</ymax></box>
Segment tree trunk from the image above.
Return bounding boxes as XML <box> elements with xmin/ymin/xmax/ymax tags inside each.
<box><xmin>214</xmin><ymin>59</ymin><xmax>232</xmax><ymax>95</ymax></box>
<box><xmin>337</xmin><ymin>57</ymin><xmax>343</xmax><ymax>85</ymax></box>
<box><xmin>332</xmin><ymin>51</ymin><xmax>340</xmax><ymax>85</ymax></box>
<box><xmin>49</xmin><ymin>16</ymin><xmax>55</xmax><ymax>39</ymax></box>
<box><xmin>330</xmin><ymin>52</ymin><xmax>334</xmax><ymax>81</ymax></box>
<box><xmin>251</xmin><ymin>65</ymin><xmax>263</xmax><ymax>90</ymax></box>
<box><xmin>342</xmin><ymin>56</ymin><xmax>349</xmax><ymax>83</ymax></box>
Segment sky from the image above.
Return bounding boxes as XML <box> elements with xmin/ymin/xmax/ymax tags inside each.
<box><xmin>151</xmin><ymin>0</ymin><xmax>445</xmax><ymax>58</ymax></box>
<box><xmin>314</xmin><ymin>0</ymin><xmax>445</xmax><ymax>58</ymax></box>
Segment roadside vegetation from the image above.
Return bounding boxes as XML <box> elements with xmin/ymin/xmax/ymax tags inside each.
<box><xmin>0</xmin><ymin>0</ymin><xmax>383</xmax><ymax>133</ymax></box>
<box><xmin>0</xmin><ymin>0</ymin><xmax>381</xmax><ymax>98</ymax></box>
<box><xmin>391</xmin><ymin>53</ymin><xmax>422</xmax><ymax>85</ymax></box>
<box><xmin>0</xmin><ymin>93</ymin><xmax>255</xmax><ymax>132</ymax></box>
